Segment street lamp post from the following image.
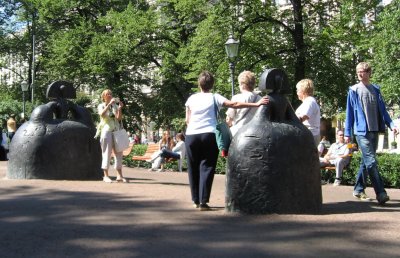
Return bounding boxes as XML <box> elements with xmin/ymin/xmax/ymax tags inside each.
<box><xmin>225</xmin><ymin>35</ymin><xmax>240</xmax><ymax>97</ymax></box>
<box><xmin>21</xmin><ymin>81</ymin><xmax>29</xmax><ymax>119</ymax></box>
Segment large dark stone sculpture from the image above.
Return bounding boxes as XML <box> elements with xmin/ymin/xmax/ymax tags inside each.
<box><xmin>7</xmin><ymin>81</ymin><xmax>102</xmax><ymax>180</ymax></box>
<box><xmin>225</xmin><ymin>69</ymin><xmax>322</xmax><ymax>214</ymax></box>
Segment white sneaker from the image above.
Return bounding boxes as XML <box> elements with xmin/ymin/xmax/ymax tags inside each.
<box><xmin>103</xmin><ymin>176</ymin><xmax>112</xmax><ymax>183</ymax></box>
<box><xmin>333</xmin><ymin>179</ymin><xmax>341</xmax><ymax>186</ymax></box>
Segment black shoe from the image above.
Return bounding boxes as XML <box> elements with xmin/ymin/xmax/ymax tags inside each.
<box><xmin>377</xmin><ymin>192</ymin><xmax>390</xmax><ymax>205</ymax></box>
<box><xmin>193</xmin><ymin>202</ymin><xmax>200</xmax><ymax>208</ymax></box>
<box><xmin>199</xmin><ymin>203</ymin><xmax>211</xmax><ymax>211</ymax></box>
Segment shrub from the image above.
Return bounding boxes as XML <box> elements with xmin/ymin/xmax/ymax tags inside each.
<box><xmin>323</xmin><ymin>152</ymin><xmax>400</xmax><ymax>188</ymax></box>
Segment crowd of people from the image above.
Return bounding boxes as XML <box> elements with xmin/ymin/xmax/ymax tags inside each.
<box><xmin>89</xmin><ymin>61</ymin><xmax>400</xmax><ymax>208</ymax></box>
<box><xmin>2</xmin><ymin>61</ymin><xmax>397</xmax><ymax>209</ymax></box>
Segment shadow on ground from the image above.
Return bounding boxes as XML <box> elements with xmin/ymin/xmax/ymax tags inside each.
<box><xmin>1</xmin><ymin>184</ymin><xmax>399</xmax><ymax>258</ymax></box>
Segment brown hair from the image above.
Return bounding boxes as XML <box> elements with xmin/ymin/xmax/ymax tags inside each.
<box><xmin>198</xmin><ymin>71</ymin><xmax>215</xmax><ymax>92</ymax></box>
<box><xmin>176</xmin><ymin>133</ymin><xmax>185</xmax><ymax>142</ymax></box>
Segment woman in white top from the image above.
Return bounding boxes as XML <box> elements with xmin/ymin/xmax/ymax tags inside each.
<box><xmin>295</xmin><ymin>79</ymin><xmax>320</xmax><ymax>146</ymax></box>
<box><xmin>226</xmin><ymin>71</ymin><xmax>262</xmax><ymax>136</ymax></box>
<box><xmin>97</xmin><ymin>89</ymin><xmax>128</xmax><ymax>183</ymax></box>
<box><xmin>185</xmin><ymin>71</ymin><xmax>269</xmax><ymax>211</ymax></box>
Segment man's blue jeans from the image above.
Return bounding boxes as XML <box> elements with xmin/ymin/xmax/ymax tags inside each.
<box><xmin>354</xmin><ymin>132</ymin><xmax>386</xmax><ymax>196</ymax></box>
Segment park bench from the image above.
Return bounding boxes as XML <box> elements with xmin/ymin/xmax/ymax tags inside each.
<box><xmin>132</xmin><ymin>143</ymin><xmax>184</xmax><ymax>172</ymax></box>
<box><xmin>320</xmin><ymin>149</ymin><xmax>355</xmax><ymax>183</ymax></box>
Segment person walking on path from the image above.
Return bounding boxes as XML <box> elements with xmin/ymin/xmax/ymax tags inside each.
<box><xmin>295</xmin><ymin>79</ymin><xmax>321</xmax><ymax>146</ymax></box>
<box><xmin>185</xmin><ymin>71</ymin><xmax>269</xmax><ymax>211</ymax></box>
<box><xmin>344</xmin><ymin>62</ymin><xmax>398</xmax><ymax>204</ymax></box>
<box><xmin>96</xmin><ymin>89</ymin><xmax>129</xmax><ymax>183</ymax></box>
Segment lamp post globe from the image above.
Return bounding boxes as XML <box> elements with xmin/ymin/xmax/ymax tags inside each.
<box><xmin>21</xmin><ymin>81</ymin><xmax>29</xmax><ymax>118</ymax></box>
<box><xmin>225</xmin><ymin>35</ymin><xmax>240</xmax><ymax>97</ymax></box>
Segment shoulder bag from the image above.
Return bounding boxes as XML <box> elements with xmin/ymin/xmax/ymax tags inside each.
<box><xmin>112</xmin><ymin>120</ymin><xmax>130</xmax><ymax>153</ymax></box>
<box><xmin>213</xmin><ymin>95</ymin><xmax>232</xmax><ymax>156</ymax></box>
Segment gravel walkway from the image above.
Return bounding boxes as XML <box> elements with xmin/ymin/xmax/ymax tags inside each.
<box><xmin>1</xmin><ymin>161</ymin><xmax>400</xmax><ymax>258</ymax></box>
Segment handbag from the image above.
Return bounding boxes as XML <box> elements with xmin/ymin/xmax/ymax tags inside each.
<box><xmin>112</xmin><ymin>121</ymin><xmax>130</xmax><ymax>153</ymax></box>
<box><xmin>213</xmin><ymin>95</ymin><xmax>232</xmax><ymax>156</ymax></box>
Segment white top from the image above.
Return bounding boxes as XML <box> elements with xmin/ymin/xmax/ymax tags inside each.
<box><xmin>295</xmin><ymin>96</ymin><xmax>320</xmax><ymax>136</ymax></box>
<box><xmin>185</xmin><ymin>92</ymin><xmax>227</xmax><ymax>135</ymax></box>
<box><xmin>172</xmin><ymin>141</ymin><xmax>186</xmax><ymax>159</ymax></box>
<box><xmin>226</xmin><ymin>91</ymin><xmax>261</xmax><ymax>136</ymax></box>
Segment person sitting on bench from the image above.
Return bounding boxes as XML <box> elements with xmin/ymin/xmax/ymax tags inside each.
<box><xmin>159</xmin><ymin>133</ymin><xmax>186</xmax><ymax>161</ymax></box>
<box><xmin>320</xmin><ymin>130</ymin><xmax>351</xmax><ymax>186</ymax></box>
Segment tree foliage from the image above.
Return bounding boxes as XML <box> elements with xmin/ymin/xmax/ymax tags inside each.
<box><xmin>369</xmin><ymin>0</ymin><xmax>400</xmax><ymax>106</ymax></box>
<box><xmin>1</xmin><ymin>0</ymin><xmax>398</xmax><ymax>132</ymax></box>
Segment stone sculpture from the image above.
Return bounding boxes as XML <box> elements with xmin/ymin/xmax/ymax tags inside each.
<box><xmin>7</xmin><ymin>81</ymin><xmax>102</xmax><ymax>180</ymax></box>
<box><xmin>225</xmin><ymin>68</ymin><xmax>322</xmax><ymax>214</ymax></box>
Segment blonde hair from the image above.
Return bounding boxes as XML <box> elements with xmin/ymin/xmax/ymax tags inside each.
<box><xmin>238</xmin><ymin>71</ymin><xmax>256</xmax><ymax>91</ymax></box>
<box><xmin>101</xmin><ymin>89</ymin><xmax>112</xmax><ymax>102</ymax></box>
<box><xmin>356</xmin><ymin>62</ymin><xmax>372</xmax><ymax>73</ymax></box>
<box><xmin>296</xmin><ymin>79</ymin><xmax>314</xmax><ymax>96</ymax></box>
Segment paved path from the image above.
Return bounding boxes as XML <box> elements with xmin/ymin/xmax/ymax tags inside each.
<box><xmin>1</xmin><ymin>161</ymin><xmax>400</xmax><ymax>258</ymax></box>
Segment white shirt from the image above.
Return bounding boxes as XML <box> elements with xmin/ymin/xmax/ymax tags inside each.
<box><xmin>226</xmin><ymin>91</ymin><xmax>261</xmax><ymax>136</ymax></box>
<box><xmin>185</xmin><ymin>92</ymin><xmax>227</xmax><ymax>135</ymax></box>
<box><xmin>295</xmin><ymin>96</ymin><xmax>320</xmax><ymax>136</ymax></box>
<box><xmin>172</xmin><ymin>141</ymin><xmax>186</xmax><ymax>159</ymax></box>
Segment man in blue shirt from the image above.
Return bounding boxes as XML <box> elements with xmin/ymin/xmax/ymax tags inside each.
<box><xmin>345</xmin><ymin>62</ymin><xmax>398</xmax><ymax>204</ymax></box>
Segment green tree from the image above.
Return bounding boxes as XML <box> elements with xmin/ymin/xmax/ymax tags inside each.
<box><xmin>369</xmin><ymin>0</ymin><xmax>400</xmax><ymax>106</ymax></box>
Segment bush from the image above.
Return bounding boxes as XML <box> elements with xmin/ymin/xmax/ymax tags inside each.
<box><xmin>322</xmin><ymin>152</ymin><xmax>400</xmax><ymax>188</ymax></box>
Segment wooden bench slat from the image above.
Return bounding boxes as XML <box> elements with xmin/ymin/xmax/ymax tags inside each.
<box><xmin>131</xmin><ymin>143</ymin><xmax>182</xmax><ymax>171</ymax></box>
<box><xmin>132</xmin><ymin>143</ymin><xmax>160</xmax><ymax>161</ymax></box>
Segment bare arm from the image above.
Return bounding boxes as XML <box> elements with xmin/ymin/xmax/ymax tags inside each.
<box><xmin>185</xmin><ymin>107</ymin><xmax>191</xmax><ymax>125</ymax></box>
<box><xmin>99</xmin><ymin>98</ymin><xmax>123</xmax><ymax>121</ymax></box>
<box><xmin>222</xmin><ymin>96</ymin><xmax>269</xmax><ymax>109</ymax></box>
<box><xmin>298</xmin><ymin>114</ymin><xmax>309</xmax><ymax>122</ymax></box>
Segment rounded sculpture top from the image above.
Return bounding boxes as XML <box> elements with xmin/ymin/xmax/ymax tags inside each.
<box><xmin>46</xmin><ymin>80</ymin><xmax>76</xmax><ymax>99</ymax></box>
<box><xmin>258</xmin><ymin>68</ymin><xmax>290</xmax><ymax>94</ymax></box>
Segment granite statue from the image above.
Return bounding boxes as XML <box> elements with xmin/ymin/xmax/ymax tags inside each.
<box><xmin>7</xmin><ymin>81</ymin><xmax>102</xmax><ymax>180</ymax></box>
<box><xmin>225</xmin><ymin>69</ymin><xmax>322</xmax><ymax>214</ymax></box>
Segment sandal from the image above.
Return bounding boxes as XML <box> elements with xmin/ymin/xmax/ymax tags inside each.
<box><xmin>103</xmin><ymin>176</ymin><xmax>113</xmax><ymax>183</ymax></box>
<box><xmin>116</xmin><ymin>177</ymin><xmax>129</xmax><ymax>183</ymax></box>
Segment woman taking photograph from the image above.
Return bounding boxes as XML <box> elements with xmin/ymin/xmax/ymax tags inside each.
<box><xmin>97</xmin><ymin>89</ymin><xmax>128</xmax><ymax>183</ymax></box>
<box><xmin>185</xmin><ymin>71</ymin><xmax>269</xmax><ymax>211</ymax></box>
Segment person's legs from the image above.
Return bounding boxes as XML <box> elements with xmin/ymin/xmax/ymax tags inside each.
<box><xmin>100</xmin><ymin>132</ymin><xmax>113</xmax><ymax>182</ymax></box>
<box><xmin>356</xmin><ymin>133</ymin><xmax>386</xmax><ymax>196</ymax></box>
<box><xmin>332</xmin><ymin>157</ymin><xmax>349</xmax><ymax>186</ymax></box>
<box><xmin>160</xmin><ymin>149</ymin><xmax>180</xmax><ymax>160</ymax></box>
<box><xmin>114</xmin><ymin>151</ymin><xmax>128</xmax><ymax>182</ymax></box>
<box><xmin>333</xmin><ymin>157</ymin><xmax>349</xmax><ymax>179</ymax></box>
<box><xmin>185</xmin><ymin>134</ymin><xmax>201</xmax><ymax>205</ymax></box>
<box><xmin>198</xmin><ymin>133</ymin><xmax>219</xmax><ymax>205</ymax></box>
